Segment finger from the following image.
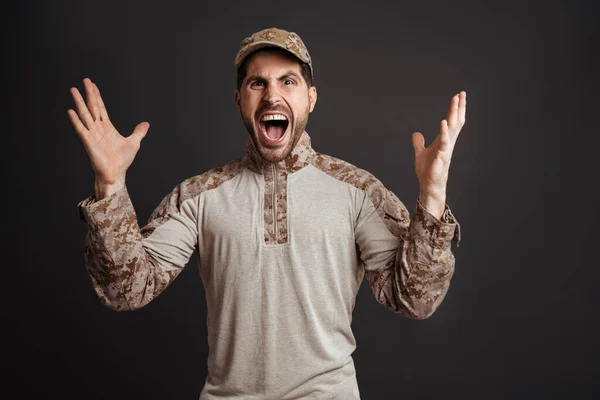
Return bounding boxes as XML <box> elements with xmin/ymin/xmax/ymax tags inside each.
<box><xmin>412</xmin><ymin>132</ymin><xmax>425</xmax><ymax>154</ymax></box>
<box><xmin>458</xmin><ymin>91</ymin><xmax>466</xmax><ymax>125</ymax></box>
<box><xmin>438</xmin><ymin>119</ymin><xmax>450</xmax><ymax>153</ymax></box>
<box><xmin>94</xmin><ymin>83</ymin><xmax>110</xmax><ymax>121</ymax></box>
<box><xmin>445</xmin><ymin>93</ymin><xmax>459</xmax><ymax>127</ymax></box>
<box><xmin>128</xmin><ymin>122</ymin><xmax>150</xmax><ymax>147</ymax></box>
<box><xmin>84</xmin><ymin>78</ymin><xmax>100</xmax><ymax>122</ymax></box>
<box><xmin>70</xmin><ymin>86</ymin><xmax>94</xmax><ymax>130</ymax></box>
<box><xmin>67</xmin><ymin>109</ymin><xmax>88</xmax><ymax>137</ymax></box>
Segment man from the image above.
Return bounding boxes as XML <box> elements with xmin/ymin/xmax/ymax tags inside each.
<box><xmin>70</xmin><ymin>27</ymin><xmax>464</xmax><ymax>399</ymax></box>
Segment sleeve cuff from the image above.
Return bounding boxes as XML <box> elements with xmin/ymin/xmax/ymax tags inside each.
<box><xmin>77</xmin><ymin>185</ymin><xmax>131</xmax><ymax>225</ymax></box>
<box><xmin>412</xmin><ymin>199</ymin><xmax>462</xmax><ymax>248</ymax></box>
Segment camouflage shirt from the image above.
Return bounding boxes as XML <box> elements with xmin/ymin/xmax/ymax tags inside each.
<box><xmin>77</xmin><ymin>131</ymin><xmax>461</xmax><ymax>399</ymax></box>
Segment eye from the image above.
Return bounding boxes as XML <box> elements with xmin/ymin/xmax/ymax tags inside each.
<box><xmin>250</xmin><ymin>81</ymin><xmax>265</xmax><ymax>87</ymax></box>
<box><xmin>283</xmin><ymin>79</ymin><xmax>294</xmax><ymax>85</ymax></box>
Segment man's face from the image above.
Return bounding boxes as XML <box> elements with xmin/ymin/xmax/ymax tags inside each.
<box><xmin>235</xmin><ymin>49</ymin><xmax>317</xmax><ymax>163</ymax></box>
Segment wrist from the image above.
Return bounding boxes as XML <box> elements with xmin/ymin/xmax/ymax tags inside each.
<box><xmin>419</xmin><ymin>185</ymin><xmax>446</xmax><ymax>202</ymax></box>
<box><xmin>418</xmin><ymin>190</ymin><xmax>446</xmax><ymax>220</ymax></box>
<box><xmin>94</xmin><ymin>174</ymin><xmax>126</xmax><ymax>200</ymax></box>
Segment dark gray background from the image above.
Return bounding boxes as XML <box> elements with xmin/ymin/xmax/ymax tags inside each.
<box><xmin>7</xmin><ymin>0</ymin><xmax>599</xmax><ymax>398</ymax></box>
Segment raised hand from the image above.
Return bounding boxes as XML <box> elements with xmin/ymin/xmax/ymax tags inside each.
<box><xmin>68</xmin><ymin>78</ymin><xmax>149</xmax><ymax>198</ymax></box>
<box><xmin>411</xmin><ymin>91</ymin><xmax>466</xmax><ymax>218</ymax></box>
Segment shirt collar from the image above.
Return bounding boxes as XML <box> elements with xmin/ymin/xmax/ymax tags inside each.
<box><xmin>242</xmin><ymin>131</ymin><xmax>315</xmax><ymax>174</ymax></box>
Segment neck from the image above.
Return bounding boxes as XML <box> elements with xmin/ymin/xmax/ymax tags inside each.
<box><xmin>242</xmin><ymin>131</ymin><xmax>314</xmax><ymax>174</ymax></box>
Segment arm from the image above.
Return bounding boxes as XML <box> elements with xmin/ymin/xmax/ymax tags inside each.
<box><xmin>355</xmin><ymin>182</ymin><xmax>460</xmax><ymax>320</ymax></box>
<box><xmin>78</xmin><ymin>182</ymin><xmax>198</xmax><ymax>311</ymax></box>
<box><xmin>69</xmin><ymin>77</ymin><xmax>184</xmax><ymax>311</ymax></box>
<box><xmin>357</xmin><ymin>90</ymin><xmax>466</xmax><ymax>319</ymax></box>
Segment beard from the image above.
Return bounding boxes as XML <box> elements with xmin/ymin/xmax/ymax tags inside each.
<box><xmin>241</xmin><ymin>102</ymin><xmax>310</xmax><ymax>163</ymax></box>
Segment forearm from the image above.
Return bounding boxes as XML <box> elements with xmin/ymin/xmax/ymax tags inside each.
<box><xmin>84</xmin><ymin>230</ymin><xmax>168</xmax><ymax>312</ymax></box>
<box><xmin>367</xmin><ymin>201</ymin><xmax>456</xmax><ymax>319</ymax></box>
<box><xmin>397</xmin><ymin>203</ymin><xmax>456</xmax><ymax>318</ymax></box>
<box><xmin>79</xmin><ymin>186</ymin><xmax>179</xmax><ymax>311</ymax></box>
<box><xmin>361</xmin><ymin>187</ymin><xmax>461</xmax><ymax>319</ymax></box>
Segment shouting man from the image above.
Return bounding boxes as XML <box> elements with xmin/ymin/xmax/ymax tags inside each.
<box><xmin>70</xmin><ymin>27</ymin><xmax>465</xmax><ymax>399</ymax></box>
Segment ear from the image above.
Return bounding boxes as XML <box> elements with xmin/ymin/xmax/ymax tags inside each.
<box><xmin>234</xmin><ymin>89</ymin><xmax>241</xmax><ymax>113</ymax></box>
<box><xmin>308</xmin><ymin>86</ymin><xmax>317</xmax><ymax>113</ymax></box>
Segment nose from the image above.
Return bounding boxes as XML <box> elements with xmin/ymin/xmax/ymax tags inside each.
<box><xmin>262</xmin><ymin>82</ymin><xmax>282</xmax><ymax>106</ymax></box>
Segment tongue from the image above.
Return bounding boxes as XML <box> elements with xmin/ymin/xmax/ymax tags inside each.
<box><xmin>266</xmin><ymin>124</ymin><xmax>285</xmax><ymax>140</ymax></box>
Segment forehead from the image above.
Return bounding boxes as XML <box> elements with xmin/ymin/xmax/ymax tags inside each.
<box><xmin>244</xmin><ymin>48</ymin><xmax>303</xmax><ymax>76</ymax></box>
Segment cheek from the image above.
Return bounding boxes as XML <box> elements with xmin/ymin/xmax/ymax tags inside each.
<box><xmin>239</xmin><ymin>91</ymin><xmax>256</xmax><ymax>109</ymax></box>
<box><xmin>291</xmin><ymin>97</ymin><xmax>311</xmax><ymax>118</ymax></box>
<box><xmin>287</xmin><ymin>94</ymin><xmax>306</xmax><ymax>112</ymax></box>
<box><xmin>240</xmin><ymin>99</ymin><xmax>256</xmax><ymax>119</ymax></box>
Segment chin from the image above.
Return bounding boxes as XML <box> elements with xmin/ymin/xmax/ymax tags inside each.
<box><xmin>252</xmin><ymin>122</ymin><xmax>298</xmax><ymax>162</ymax></box>
<box><xmin>256</xmin><ymin>138</ymin><xmax>293</xmax><ymax>162</ymax></box>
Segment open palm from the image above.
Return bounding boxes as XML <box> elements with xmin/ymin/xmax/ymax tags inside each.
<box><xmin>412</xmin><ymin>91</ymin><xmax>466</xmax><ymax>195</ymax></box>
<box><xmin>68</xmin><ymin>78</ymin><xmax>149</xmax><ymax>185</ymax></box>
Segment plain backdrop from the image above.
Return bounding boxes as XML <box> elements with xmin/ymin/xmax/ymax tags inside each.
<box><xmin>6</xmin><ymin>0</ymin><xmax>599</xmax><ymax>398</ymax></box>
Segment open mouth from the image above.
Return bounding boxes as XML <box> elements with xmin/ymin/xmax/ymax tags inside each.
<box><xmin>259</xmin><ymin>114</ymin><xmax>290</xmax><ymax>145</ymax></box>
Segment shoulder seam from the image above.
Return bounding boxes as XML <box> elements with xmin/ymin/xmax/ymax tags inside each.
<box><xmin>310</xmin><ymin>152</ymin><xmax>379</xmax><ymax>192</ymax></box>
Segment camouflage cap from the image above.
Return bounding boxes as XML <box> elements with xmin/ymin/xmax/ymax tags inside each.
<box><xmin>234</xmin><ymin>27</ymin><xmax>313</xmax><ymax>78</ymax></box>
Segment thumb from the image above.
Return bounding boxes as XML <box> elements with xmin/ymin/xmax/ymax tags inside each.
<box><xmin>412</xmin><ymin>132</ymin><xmax>425</xmax><ymax>154</ymax></box>
<box><xmin>129</xmin><ymin>122</ymin><xmax>150</xmax><ymax>146</ymax></box>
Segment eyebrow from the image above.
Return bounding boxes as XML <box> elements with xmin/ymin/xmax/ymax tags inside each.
<box><xmin>246</xmin><ymin>70</ymin><xmax>302</xmax><ymax>83</ymax></box>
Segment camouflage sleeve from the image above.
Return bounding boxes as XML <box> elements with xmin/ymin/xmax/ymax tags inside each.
<box><xmin>77</xmin><ymin>184</ymin><xmax>198</xmax><ymax>311</ymax></box>
<box><xmin>354</xmin><ymin>182</ymin><xmax>461</xmax><ymax>320</ymax></box>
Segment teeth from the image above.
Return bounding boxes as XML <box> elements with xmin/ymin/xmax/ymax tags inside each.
<box><xmin>261</xmin><ymin>114</ymin><xmax>287</xmax><ymax>121</ymax></box>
